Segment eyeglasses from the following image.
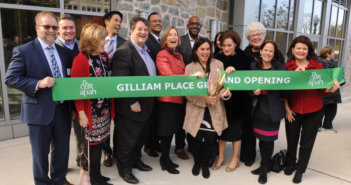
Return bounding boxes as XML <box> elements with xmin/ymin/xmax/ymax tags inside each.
<box><xmin>249</xmin><ymin>33</ymin><xmax>263</xmax><ymax>39</ymax></box>
<box><xmin>38</xmin><ymin>25</ymin><xmax>59</xmax><ymax>31</ymax></box>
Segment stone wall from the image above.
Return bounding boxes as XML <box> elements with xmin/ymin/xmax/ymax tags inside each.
<box><xmin>345</xmin><ymin>41</ymin><xmax>351</xmax><ymax>85</ymax></box>
<box><xmin>116</xmin><ymin>0</ymin><xmax>229</xmax><ymax>39</ymax></box>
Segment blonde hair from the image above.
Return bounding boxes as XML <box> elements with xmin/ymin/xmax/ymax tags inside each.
<box><xmin>35</xmin><ymin>12</ymin><xmax>58</xmax><ymax>26</ymax></box>
<box><xmin>319</xmin><ymin>45</ymin><xmax>334</xmax><ymax>59</ymax></box>
<box><xmin>79</xmin><ymin>23</ymin><xmax>107</xmax><ymax>55</ymax></box>
<box><xmin>160</xmin><ymin>27</ymin><xmax>180</xmax><ymax>49</ymax></box>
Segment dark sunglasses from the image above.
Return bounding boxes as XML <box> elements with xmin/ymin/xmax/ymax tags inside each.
<box><xmin>38</xmin><ymin>25</ymin><xmax>59</xmax><ymax>31</ymax></box>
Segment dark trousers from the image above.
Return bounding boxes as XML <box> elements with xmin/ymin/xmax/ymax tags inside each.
<box><xmin>191</xmin><ymin>130</ymin><xmax>216</xmax><ymax>167</ymax></box>
<box><xmin>28</xmin><ymin>105</ymin><xmax>70</xmax><ymax>185</ymax></box>
<box><xmin>175</xmin><ymin>130</ymin><xmax>193</xmax><ymax>151</ymax></box>
<box><xmin>116</xmin><ymin>115</ymin><xmax>149</xmax><ymax>175</ymax></box>
<box><xmin>259</xmin><ymin>140</ymin><xmax>274</xmax><ymax>172</ymax></box>
<box><xmin>102</xmin><ymin>130</ymin><xmax>113</xmax><ymax>156</ymax></box>
<box><xmin>89</xmin><ymin>143</ymin><xmax>103</xmax><ymax>181</ymax></box>
<box><xmin>322</xmin><ymin>104</ymin><xmax>337</xmax><ymax>129</ymax></box>
<box><xmin>240</xmin><ymin>118</ymin><xmax>256</xmax><ymax>163</ymax></box>
<box><xmin>285</xmin><ymin>109</ymin><xmax>323</xmax><ymax>173</ymax></box>
<box><xmin>160</xmin><ymin>135</ymin><xmax>173</xmax><ymax>161</ymax></box>
<box><xmin>72</xmin><ymin>118</ymin><xmax>88</xmax><ymax>164</ymax></box>
<box><xmin>145</xmin><ymin>104</ymin><xmax>160</xmax><ymax>151</ymax></box>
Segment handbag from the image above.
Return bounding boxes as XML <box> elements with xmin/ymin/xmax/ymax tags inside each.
<box><xmin>271</xmin><ymin>149</ymin><xmax>287</xmax><ymax>173</ymax></box>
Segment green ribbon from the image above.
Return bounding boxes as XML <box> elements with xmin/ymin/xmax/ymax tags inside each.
<box><xmin>52</xmin><ymin>67</ymin><xmax>344</xmax><ymax>101</ymax></box>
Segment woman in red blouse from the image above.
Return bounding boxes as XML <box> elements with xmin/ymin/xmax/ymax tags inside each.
<box><xmin>71</xmin><ymin>23</ymin><xmax>115</xmax><ymax>185</ymax></box>
<box><xmin>284</xmin><ymin>36</ymin><xmax>339</xmax><ymax>184</ymax></box>
<box><xmin>156</xmin><ymin>26</ymin><xmax>185</xmax><ymax>174</ymax></box>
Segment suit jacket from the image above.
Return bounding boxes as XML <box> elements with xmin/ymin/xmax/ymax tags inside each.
<box><xmin>178</xmin><ymin>33</ymin><xmax>204</xmax><ymax>65</ymax></box>
<box><xmin>111</xmin><ymin>40</ymin><xmax>155</xmax><ymax>122</ymax></box>
<box><xmin>5</xmin><ymin>38</ymin><xmax>73</xmax><ymax>125</ymax></box>
<box><xmin>250</xmin><ymin>63</ymin><xmax>286</xmax><ymax>123</ymax></box>
<box><xmin>145</xmin><ymin>32</ymin><xmax>162</xmax><ymax>62</ymax></box>
<box><xmin>116</xmin><ymin>34</ymin><xmax>126</xmax><ymax>49</ymax></box>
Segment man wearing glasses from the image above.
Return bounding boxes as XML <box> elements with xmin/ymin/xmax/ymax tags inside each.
<box><xmin>5</xmin><ymin>11</ymin><xmax>73</xmax><ymax>185</ymax></box>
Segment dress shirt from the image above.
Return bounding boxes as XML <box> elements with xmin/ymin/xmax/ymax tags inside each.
<box><xmin>105</xmin><ymin>35</ymin><xmax>118</xmax><ymax>53</ymax></box>
<box><xmin>188</xmin><ymin>33</ymin><xmax>199</xmax><ymax>48</ymax></box>
<box><xmin>131</xmin><ymin>39</ymin><xmax>157</xmax><ymax>76</ymax></box>
<box><xmin>58</xmin><ymin>36</ymin><xmax>77</xmax><ymax>50</ymax></box>
<box><xmin>150</xmin><ymin>32</ymin><xmax>161</xmax><ymax>43</ymax></box>
<box><xmin>38</xmin><ymin>38</ymin><xmax>64</xmax><ymax>77</ymax></box>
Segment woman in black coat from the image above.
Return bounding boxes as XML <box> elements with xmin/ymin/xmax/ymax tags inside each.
<box><xmin>250</xmin><ymin>40</ymin><xmax>286</xmax><ymax>184</ymax></box>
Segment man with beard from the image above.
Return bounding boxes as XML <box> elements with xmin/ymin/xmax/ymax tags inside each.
<box><xmin>5</xmin><ymin>11</ymin><xmax>73</xmax><ymax>185</ymax></box>
<box><xmin>176</xmin><ymin>16</ymin><xmax>204</xmax><ymax>160</ymax></box>
<box><xmin>102</xmin><ymin>10</ymin><xmax>126</xmax><ymax>167</ymax></box>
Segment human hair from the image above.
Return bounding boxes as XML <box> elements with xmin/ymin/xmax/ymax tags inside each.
<box><xmin>256</xmin><ymin>40</ymin><xmax>281</xmax><ymax>69</ymax></box>
<box><xmin>214</xmin><ymin>31</ymin><xmax>222</xmax><ymax>54</ymax></box>
<box><xmin>192</xmin><ymin>38</ymin><xmax>213</xmax><ymax>73</ymax></box>
<box><xmin>220</xmin><ymin>30</ymin><xmax>241</xmax><ymax>49</ymax></box>
<box><xmin>319</xmin><ymin>45</ymin><xmax>334</xmax><ymax>59</ymax></box>
<box><xmin>130</xmin><ymin>16</ymin><xmax>148</xmax><ymax>31</ymax></box>
<box><xmin>35</xmin><ymin>12</ymin><xmax>58</xmax><ymax>26</ymax></box>
<box><xmin>245</xmin><ymin>22</ymin><xmax>266</xmax><ymax>39</ymax></box>
<box><xmin>147</xmin><ymin>12</ymin><xmax>159</xmax><ymax>22</ymax></box>
<box><xmin>103</xmin><ymin>11</ymin><xmax>123</xmax><ymax>25</ymax></box>
<box><xmin>287</xmin><ymin>35</ymin><xmax>317</xmax><ymax>60</ymax></box>
<box><xmin>79</xmin><ymin>23</ymin><xmax>107</xmax><ymax>55</ymax></box>
<box><xmin>160</xmin><ymin>26</ymin><xmax>180</xmax><ymax>49</ymax></box>
<box><xmin>59</xmin><ymin>14</ymin><xmax>76</xmax><ymax>24</ymax></box>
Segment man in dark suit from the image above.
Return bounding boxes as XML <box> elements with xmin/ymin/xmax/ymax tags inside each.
<box><xmin>102</xmin><ymin>10</ymin><xmax>126</xmax><ymax>167</ymax></box>
<box><xmin>143</xmin><ymin>12</ymin><xmax>163</xmax><ymax>158</ymax></box>
<box><xmin>112</xmin><ymin>16</ymin><xmax>155</xmax><ymax>184</ymax></box>
<box><xmin>5</xmin><ymin>12</ymin><xmax>72</xmax><ymax>185</ymax></box>
<box><xmin>175</xmin><ymin>15</ymin><xmax>204</xmax><ymax>160</ymax></box>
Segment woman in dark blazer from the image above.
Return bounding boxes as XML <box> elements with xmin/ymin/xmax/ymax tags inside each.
<box><xmin>250</xmin><ymin>40</ymin><xmax>286</xmax><ymax>184</ymax></box>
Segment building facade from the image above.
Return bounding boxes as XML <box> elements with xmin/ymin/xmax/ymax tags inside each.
<box><xmin>0</xmin><ymin>0</ymin><xmax>350</xmax><ymax>140</ymax></box>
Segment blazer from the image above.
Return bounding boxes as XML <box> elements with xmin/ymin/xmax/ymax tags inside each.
<box><xmin>5</xmin><ymin>38</ymin><xmax>73</xmax><ymax>124</ymax></box>
<box><xmin>145</xmin><ymin>32</ymin><xmax>162</xmax><ymax>62</ymax></box>
<box><xmin>156</xmin><ymin>48</ymin><xmax>185</xmax><ymax>104</ymax></box>
<box><xmin>250</xmin><ymin>63</ymin><xmax>286</xmax><ymax>123</ymax></box>
<box><xmin>116</xmin><ymin>34</ymin><xmax>126</xmax><ymax>49</ymax></box>
<box><xmin>183</xmin><ymin>59</ymin><xmax>230</xmax><ymax>137</ymax></box>
<box><xmin>178</xmin><ymin>33</ymin><xmax>204</xmax><ymax>65</ymax></box>
<box><xmin>111</xmin><ymin>40</ymin><xmax>155</xmax><ymax>122</ymax></box>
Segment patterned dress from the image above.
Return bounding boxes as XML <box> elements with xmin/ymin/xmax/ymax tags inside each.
<box><xmin>85</xmin><ymin>54</ymin><xmax>112</xmax><ymax>145</ymax></box>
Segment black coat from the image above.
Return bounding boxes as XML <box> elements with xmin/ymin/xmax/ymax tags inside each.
<box><xmin>145</xmin><ymin>32</ymin><xmax>162</xmax><ymax>63</ymax></box>
<box><xmin>318</xmin><ymin>57</ymin><xmax>342</xmax><ymax>104</ymax></box>
<box><xmin>244</xmin><ymin>45</ymin><xmax>285</xmax><ymax>64</ymax></box>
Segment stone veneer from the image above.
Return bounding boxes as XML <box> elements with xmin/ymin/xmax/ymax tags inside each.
<box><xmin>116</xmin><ymin>0</ymin><xmax>228</xmax><ymax>40</ymax></box>
<box><xmin>345</xmin><ymin>41</ymin><xmax>351</xmax><ymax>86</ymax></box>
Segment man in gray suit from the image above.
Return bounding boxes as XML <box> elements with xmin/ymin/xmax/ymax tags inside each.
<box><xmin>176</xmin><ymin>15</ymin><xmax>204</xmax><ymax>160</ymax></box>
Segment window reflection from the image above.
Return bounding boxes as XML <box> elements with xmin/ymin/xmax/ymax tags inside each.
<box><xmin>0</xmin><ymin>0</ymin><xmax>59</xmax><ymax>7</ymax></box>
<box><xmin>275</xmin><ymin>32</ymin><xmax>288</xmax><ymax>56</ymax></box>
<box><xmin>262</xmin><ymin>0</ymin><xmax>276</xmax><ymax>28</ymax></box>
<box><xmin>336</xmin><ymin>9</ymin><xmax>344</xmax><ymax>38</ymax></box>
<box><xmin>302</xmin><ymin>0</ymin><xmax>313</xmax><ymax>34</ymax></box>
<box><xmin>276</xmin><ymin>0</ymin><xmax>289</xmax><ymax>30</ymax></box>
<box><xmin>71</xmin><ymin>14</ymin><xmax>103</xmax><ymax>40</ymax></box>
<box><xmin>254</xmin><ymin>0</ymin><xmax>260</xmax><ymax>21</ymax></box>
<box><xmin>312</xmin><ymin>0</ymin><xmax>322</xmax><ymax>35</ymax></box>
<box><xmin>266</xmin><ymin>31</ymin><xmax>274</xmax><ymax>40</ymax></box>
<box><xmin>329</xmin><ymin>6</ymin><xmax>338</xmax><ymax>37</ymax></box>
<box><xmin>65</xmin><ymin>0</ymin><xmax>110</xmax><ymax>13</ymax></box>
<box><xmin>289</xmin><ymin>0</ymin><xmax>295</xmax><ymax>30</ymax></box>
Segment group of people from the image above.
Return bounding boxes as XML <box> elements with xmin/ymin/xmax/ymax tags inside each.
<box><xmin>4</xmin><ymin>9</ymin><xmax>341</xmax><ymax>185</ymax></box>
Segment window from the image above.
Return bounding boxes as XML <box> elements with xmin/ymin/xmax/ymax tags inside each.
<box><xmin>302</xmin><ymin>0</ymin><xmax>323</xmax><ymax>35</ymax></box>
<box><xmin>0</xmin><ymin>0</ymin><xmax>59</xmax><ymax>7</ymax></box>
<box><xmin>65</xmin><ymin>0</ymin><xmax>110</xmax><ymax>13</ymax></box>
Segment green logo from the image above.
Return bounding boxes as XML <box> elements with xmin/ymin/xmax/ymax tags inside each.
<box><xmin>308</xmin><ymin>72</ymin><xmax>323</xmax><ymax>87</ymax></box>
<box><xmin>80</xmin><ymin>80</ymin><xmax>97</xmax><ymax>97</ymax></box>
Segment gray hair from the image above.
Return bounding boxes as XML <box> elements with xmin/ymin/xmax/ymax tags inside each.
<box><xmin>245</xmin><ymin>22</ymin><xmax>266</xmax><ymax>39</ymax></box>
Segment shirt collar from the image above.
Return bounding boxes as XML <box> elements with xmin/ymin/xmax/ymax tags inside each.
<box><xmin>106</xmin><ymin>34</ymin><xmax>118</xmax><ymax>42</ymax></box>
<box><xmin>150</xmin><ymin>32</ymin><xmax>161</xmax><ymax>41</ymax></box>
<box><xmin>131</xmin><ymin>39</ymin><xmax>148</xmax><ymax>53</ymax></box>
<box><xmin>37</xmin><ymin>37</ymin><xmax>56</xmax><ymax>50</ymax></box>
<box><xmin>58</xmin><ymin>36</ymin><xmax>77</xmax><ymax>46</ymax></box>
<box><xmin>188</xmin><ymin>32</ymin><xmax>199</xmax><ymax>41</ymax></box>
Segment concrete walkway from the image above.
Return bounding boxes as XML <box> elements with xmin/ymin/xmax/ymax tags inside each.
<box><xmin>0</xmin><ymin>86</ymin><xmax>350</xmax><ymax>185</ymax></box>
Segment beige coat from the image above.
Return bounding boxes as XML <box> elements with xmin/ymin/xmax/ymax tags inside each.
<box><xmin>183</xmin><ymin>59</ymin><xmax>231</xmax><ymax>137</ymax></box>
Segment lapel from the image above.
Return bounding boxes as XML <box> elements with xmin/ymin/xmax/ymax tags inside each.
<box><xmin>34</xmin><ymin>38</ymin><xmax>53</xmax><ymax>77</ymax></box>
<box><xmin>184</xmin><ymin>34</ymin><xmax>192</xmax><ymax>51</ymax></box>
<box><xmin>148</xmin><ymin>33</ymin><xmax>161</xmax><ymax>49</ymax></box>
<box><xmin>128</xmin><ymin>40</ymin><xmax>149</xmax><ymax>75</ymax></box>
<box><xmin>55</xmin><ymin>44</ymin><xmax>67</xmax><ymax>77</ymax></box>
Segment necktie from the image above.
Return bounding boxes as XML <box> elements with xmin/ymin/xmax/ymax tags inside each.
<box><xmin>106</xmin><ymin>39</ymin><xmax>114</xmax><ymax>59</ymax></box>
<box><xmin>158</xmin><ymin>38</ymin><xmax>160</xmax><ymax>43</ymax></box>
<box><xmin>47</xmin><ymin>46</ymin><xmax>62</xmax><ymax>78</ymax></box>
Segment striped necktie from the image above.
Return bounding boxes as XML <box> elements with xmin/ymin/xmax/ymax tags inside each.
<box><xmin>106</xmin><ymin>39</ymin><xmax>114</xmax><ymax>59</ymax></box>
<box><xmin>46</xmin><ymin>46</ymin><xmax>62</xmax><ymax>78</ymax></box>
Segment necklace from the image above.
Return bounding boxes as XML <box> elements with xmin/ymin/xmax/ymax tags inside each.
<box><xmin>88</xmin><ymin>54</ymin><xmax>107</xmax><ymax>77</ymax></box>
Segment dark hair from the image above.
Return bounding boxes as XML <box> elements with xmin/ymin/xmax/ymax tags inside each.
<box><xmin>59</xmin><ymin>14</ymin><xmax>76</xmax><ymax>24</ymax></box>
<box><xmin>220</xmin><ymin>30</ymin><xmax>241</xmax><ymax>49</ymax></box>
<box><xmin>256</xmin><ymin>40</ymin><xmax>281</xmax><ymax>69</ymax></box>
<box><xmin>130</xmin><ymin>16</ymin><xmax>148</xmax><ymax>31</ymax></box>
<box><xmin>192</xmin><ymin>38</ymin><xmax>213</xmax><ymax>73</ymax></box>
<box><xmin>214</xmin><ymin>31</ymin><xmax>222</xmax><ymax>54</ymax></box>
<box><xmin>103</xmin><ymin>11</ymin><xmax>123</xmax><ymax>23</ymax></box>
<box><xmin>287</xmin><ymin>35</ymin><xmax>317</xmax><ymax>60</ymax></box>
<box><xmin>147</xmin><ymin>12</ymin><xmax>159</xmax><ymax>22</ymax></box>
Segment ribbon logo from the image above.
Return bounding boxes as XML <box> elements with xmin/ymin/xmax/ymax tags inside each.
<box><xmin>80</xmin><ymin>80</ymin><xmax>97</xmax><ymax>97</ymax></box>
<box><xmin>308</xmin><ymin>72</ymin><xmax>324</xmax><ymax>87</ymax></box>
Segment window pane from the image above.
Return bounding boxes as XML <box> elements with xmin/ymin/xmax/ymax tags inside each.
<box><xmin>0</xmin><ymin>0</ymin><xmax>59</xmax><ymax>7</ymax></box>
<box><xmin>275</xmin><ymin>32</ymin><xmax>288</xmax><ymax>56</ymax></box>
<box><xmin>302</xmin><ymin>0</ymin><xmax>313</xmax><ymax>34</ymax></box>
<box><xmin>262</xmin><ymin>0</ymin><xmax>276</xmax><ymax>28</ymax></box>
<box><xmin>288</xmin><ymin>33</ymin><xmax>294</xmax><ymax>53</ymax></box>
<box><xmin>276</xmin><ymin>0</ymin><xmax>289</xmax><ymax>30</ymax></box>
<box><xmin>65</xmin><ymin>0</ymin><xmax>110</xmax><ymax>13</ymax></box>
<box><xmin>336</xmin><ymin>9</ymin><xmax>344</xmax><ymax>38</ymax></box>
<box><xmin>334</xmin><ymin>40</ymin><xmax>342</xmax><ymax>61</ymax></box>
<box><xmin>254</xmin><ymin>0</ymin><xmax>261</xmax><ymax>21</ymax></box>
<box><xmin>266</xmin><ymin>30</ymin><xmax>274</xmax><ymax>40</ymax></box>
<box><xmin>312</xmin><ymin>0</ymin><xmax>322</xmax><ymax>35</ymax></box>
<box><xmin>2</xmin><ymin>9</ymin><xmax>39</xmax><ymax>120</ymax></box>
<box><xmin>71</xmin><ymin>14</ymin><xmax>104</xmax><ymax>40</ymax></box>
<box><xmin>329</xmin><ymin>6</ymin><xmax>338</xmax><ymax>37</ymax></box>
<box><xmin>328</xmin><ymin>38</ymin><xmax>335</xmax><ymax>47</ymax></box>
<box><xmin>289</xmin><ymin>0</ymin><xmax>295</xmax><ymax>31</ymax></box>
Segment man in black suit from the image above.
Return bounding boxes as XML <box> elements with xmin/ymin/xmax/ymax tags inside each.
<box><xmin>112</xmin><ymin>16</ymin><xmax>156</xmax><ymax>184</ymax></box>
<box><xmin>175</xmin><ymin>15</ymin><xmax>204</xmax><ymax>160</ymax></box>
<box><xmin>5</xmin><ymin>11</ymin><xmax>73</xmax><ymax>185</ymax></box>
<box><xmin>102</xmin><ymin>10</ymin><xmax>126</xmax><ymax>167</ymax></box>
<box><xmin>143</xmin><ymin>12</ymin><xmax>163</xmax><ymax>158</ymax></box>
